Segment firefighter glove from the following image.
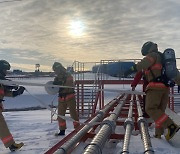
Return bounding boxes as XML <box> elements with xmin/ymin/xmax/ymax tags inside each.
<box><xmin>13</xmin><ymin>86</ymin><xmax>25</xmax><ymax>97</ymax></box>
<box><xmin>124</xmin><ymin>65</ymin><xmax>137</xmax><ymax>77</ymax></box>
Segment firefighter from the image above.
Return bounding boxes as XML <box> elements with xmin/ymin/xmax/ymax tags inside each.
<box><xmin>131</xmin><ymin>71</ymin><xmax>149</xmax><ymax>118</ymax></box>
<box><xmin>52</xmin><ymin>62</ymin><xmax>79</xmax><ymax>136</ymax></box>
<box><xmin>0</xmin><ymin>60</ymin><xmax>25</xmax><ymax>151</ymax></box>
<box><xmin>125</xmin><ymin>41</ymin><xmax>179</xmax><ymax>140</ymax></box>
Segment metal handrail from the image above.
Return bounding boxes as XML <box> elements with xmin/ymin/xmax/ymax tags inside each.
<box><xmin>83</xmin><ymin>95</ymin><xmax>130</xmax><ymax>154</ymax></box>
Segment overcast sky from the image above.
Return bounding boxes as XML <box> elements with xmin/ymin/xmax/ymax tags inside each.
<box><xmin>1</xmin><ymin>0</ymin><xmax>180</xmax><ymax>71</ymax></box>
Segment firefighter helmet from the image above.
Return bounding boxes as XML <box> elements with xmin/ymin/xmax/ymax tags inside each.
<box><xmin>0</xmin><ymin>60</ymin><xmax>10</xmax><ymax>70</ymax></box>
<box><xmin>52</xmin><ymin>62</ymin><xmax>65</xmax><ymax>71</ymax></box>
<box><xmin>141</xmin><ymin>41</ymin><xmax>158</xmax><ymax>56</ymax></box>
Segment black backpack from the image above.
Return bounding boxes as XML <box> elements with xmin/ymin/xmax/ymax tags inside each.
<box><xmin>163</xmin><ymin>48</ymin><xmax>177</xmax><ymax>79</ymax></box>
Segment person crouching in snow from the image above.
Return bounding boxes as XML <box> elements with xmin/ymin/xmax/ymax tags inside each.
<box><xmin>52</xmin><ymin>62</ymin><xmax>80</xmax><ymax>136</ymax></box>
<box><xmin>125</xmin><ymin>41</ymin><xmax>180</xmax><ymax>140</ymax></box>
<box><xmin>0</xmin><ymin>60</ymin><xmax>25</xmax><ymax>152</ymax></box>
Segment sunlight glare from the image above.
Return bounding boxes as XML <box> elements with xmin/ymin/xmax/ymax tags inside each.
<box><xmin>69</xmin><ymin>20</ymin><xmax>85</xmax><ymax>37</ymax></box>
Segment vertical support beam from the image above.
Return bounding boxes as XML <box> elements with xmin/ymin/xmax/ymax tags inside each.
<box><xmin>81</xmin><ymin>83</ymin><xmax>84</xmax><ymax>116</ymax></box>
<box><xmin>134</xmin><ymin>99</ymin><xmax>138</xmax><ymax>130</ymax></box>
<box><xmin>102</xmin><ymin>83</ymin><xmax>104</xmax><ymax>108</ymax></box>
<box><xmin>171</xmin><ymin>87</ymin><xmax>174</xmax><ymax>111</ymax></box>
<box><xmin>76</xmin><ymin>83</ymin><xmax>80</xmax><ymax>117</ymax></box>
<box><xmin>168</xmin><ymin>88</ymin><xmax>170</xmax><ymax>108</ymax></box>
<box><xmin>99</xmin><ymin>83</ymin><xmax>102</xmax><ymax>110</ymax></box>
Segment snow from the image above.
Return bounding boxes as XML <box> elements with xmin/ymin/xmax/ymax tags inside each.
<box><xmin>0</xmin><ymin>76</ymin><xmax>180</xmax><ymax>154</ymax></box>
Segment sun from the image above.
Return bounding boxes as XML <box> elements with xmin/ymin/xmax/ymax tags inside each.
<box><xmin>69</xmin><ymin>20</ymin><xmax>85</xmax><ymax>37</ymax></box>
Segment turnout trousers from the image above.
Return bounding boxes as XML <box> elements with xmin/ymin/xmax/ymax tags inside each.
<box><xmin>57</xmin><ymin>94</ymin><xmax>79</xmax><ymax>130</ymax></box>
<box><xmin>145</xmin><ymin>88</ymin><xmax>174</xmax><ymax>135</ymax></box>
<box><xmin>0</xmin><ymin>104</ymin><xmax>15</xmax><ymax>148</ymax></box>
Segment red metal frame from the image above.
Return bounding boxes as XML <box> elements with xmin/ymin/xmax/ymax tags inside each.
<box><xmin>75</xmin><ymin>80</ymin><xmax>144</xmax><ymax>118</ymax></box>
<box><xmin>75</xmin><ymin>80</ymin><xmax>175</xmax><ymax>117</ymax></box>
<box><xmin>45</xmin><ymin>93</ymin><xmax>144</xmax><ymax>154</ymax></box>
<box><xmin>46</xmin><ymin>80</ymin><xmax>176</xmax><ymax>153</ymax></box>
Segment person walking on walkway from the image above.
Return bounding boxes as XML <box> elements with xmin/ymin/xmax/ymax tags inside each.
<box><xmin>52</xmin><ymin>62</ymin><xmax>79</xmax><ymax>136</ymax></box>
<box><xmin>0</xmin><ymin>60</ymin><xmax>25</xmax><ymax>151</ymax></box>
<box><xmin>125</xmin><ymin>42</ymin><xmax>179</xmax><ymax>140</ymax></box>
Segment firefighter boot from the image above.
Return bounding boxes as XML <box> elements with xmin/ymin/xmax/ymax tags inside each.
<box><xmin>154</xmin><ymin>128</ymin><xmax>164</xmax><ymax>139</ymax></box>
<box><xmin>55</xmin><ymin>130</ymin><xmax>65</xmax><ymax>136</ymax></box>
<box><xmin>165</xmin><ymin>123</ymin><xmax>180</xmax><ymax>141</ymax></box>
<box><xmin>9</xmin><ymin>142</ymin><xmax>24</xmax><ymax>152</ymax></box>
<box><xmin>153</xmin><ymin>134</ymin><xmax>161</xmax><ymax>139</ymax></box>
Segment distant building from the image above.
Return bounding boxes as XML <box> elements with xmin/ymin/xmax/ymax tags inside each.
<box><xmin>13</xmin><ymin>69</ymin><xmax>23</xmax><ymax>75</ymax></box>
<box><xmin>107</xmin><ymin>62</ymin><xmax>135</xmax><ymax>77</ymax></box>
<box><xmin>92</xmin><ymin>64</ymin><xmax>107</xmax><ymax>73</ymax></box>
<box><xmin>92</xmin><ymin>61</ymin><xmax>135</xmax><ymax>77</ymax></box>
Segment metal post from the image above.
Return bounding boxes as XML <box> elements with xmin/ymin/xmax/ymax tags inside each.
<box><xmin>136</xmin><ymin>98</ymin><xmax>154</xmax><ymax>154</ymax></box>
<box><xmin>121</xmin><ymin>100</ymin><xmax>134</xmax><ymax>154</ymax></box>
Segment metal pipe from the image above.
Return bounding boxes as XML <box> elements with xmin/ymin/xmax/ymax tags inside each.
<box><xmin>55</xmin><ymin>95</ymin><xmax>123</xmax><ymax>154</ymax></box>
<box><xmin>121</xmin><ymin>101</ymin><xmax>134</xmax><ymax>154</ymax></box>
<box><xmin>83</xmin><ymin>95</ymin><xmax>128</xmax><ymax>154</ymax></box>
<box><xmin>136</xmin><ymin>99</ymin><xmax>154</xmax><ymax>154</ymax></box>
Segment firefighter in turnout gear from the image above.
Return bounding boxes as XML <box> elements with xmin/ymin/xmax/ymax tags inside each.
<box><xmin>125</xmin><ymin>41</ymin><xmax>179</xmax><ymax>140</ymax></box>
<box><xmin>0</xmin><ymin>60</ymin><xmax>25</xmax><ymax>151</ymax></box>
<box><xmin>52</xmin><ymin>62</ymin><xmax>79</xmax><ymax>136</ymax></box>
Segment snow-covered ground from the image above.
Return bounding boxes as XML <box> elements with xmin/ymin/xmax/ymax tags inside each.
<box><xmin>0</xmin><ymin>75</ymin><xmax>180</xmax><ymax>154</ymax></box>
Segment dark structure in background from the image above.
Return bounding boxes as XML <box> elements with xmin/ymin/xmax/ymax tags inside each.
<box><xmin>92</xmin><ymin>61</ymin><xmax>135</xmax><ymax>77</ymax></box>
<box><xmin>92</xmin><ymin>64</ymin><xmax>107</xmax><ymax>74</ymax></box>
<box><xmin>35</xmin><ymin>64</ymin><xmax>40</xmax><ymax>72</ymax></box>
<box><xmin>67</xmin><ymin>66</ymin><xmax>74</xmax><ymax>73</ymax></box>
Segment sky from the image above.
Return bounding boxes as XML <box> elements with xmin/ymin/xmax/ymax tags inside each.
<box><xmin>1</xmin><ymin>0</ymin><xmax>180</xmax><ymax>71</ymax></box>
